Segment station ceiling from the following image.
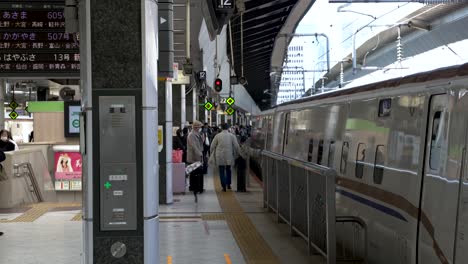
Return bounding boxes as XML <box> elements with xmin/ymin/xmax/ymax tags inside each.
<box><xmin>229</xmin><ymin>0</ymin><xmax>298</xmax><ymax>110</ymax></box>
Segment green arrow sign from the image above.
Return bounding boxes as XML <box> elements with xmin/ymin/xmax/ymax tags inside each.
<box><xmin>104</xmin><ymin>182</ymin><xmax>112</xmax><ymax>189</ymax></box>
<box><xmin>226</xmin><ymin>107</ymin><xmax>235</xmax><ymax>116</ymax></box>
<box><xmin>9</xmin><ymin>111</ymin><xmax>18</xmax><ymax>120</ymax></box>
<box><xmin>9</xmin><ymin>101</ymin><xmax>18</xmax><ymax>110</ymax></box>
<box><xmin>226</xmin><ymin>97</ymin><xmax>235</xmax><ymax>106</ymax></box>
<box><xmin>204</xmin><ymin>101</ymin><xmax>214</xmax><ymax>111</ymax></box>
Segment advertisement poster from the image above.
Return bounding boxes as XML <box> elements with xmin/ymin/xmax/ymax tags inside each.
<box><xmin>54</xmin><ymin>152</ymin><xmax>82</xmax><ymax>180</ymax></box>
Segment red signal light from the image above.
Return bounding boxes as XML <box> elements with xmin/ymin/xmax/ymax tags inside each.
<box><xmin>214</xmin><ymin>78</ymin><xmax>222</xmax><ymax>92</ymax></box>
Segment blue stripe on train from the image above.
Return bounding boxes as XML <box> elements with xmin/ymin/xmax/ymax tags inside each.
<box><xmin>336</xmin><ymin>189</ymin><xmax>408</xmax><ymax>222</ymax></box>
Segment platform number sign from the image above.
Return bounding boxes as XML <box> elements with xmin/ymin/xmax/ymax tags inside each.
<box><xmin>217</xmin><ymin>0</ymin><xmax>234</xmax><ymax>10</ymax></box>
<box><xmin>198</xmin><ymin>71</ymin><xmax>206</xmax><ymax>81</ymax></box>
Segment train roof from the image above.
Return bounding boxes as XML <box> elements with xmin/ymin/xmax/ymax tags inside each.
<box><xmin>266</xmin><ymin>62</ymin><xmax>468</xmax><ymax>112</ymax></box>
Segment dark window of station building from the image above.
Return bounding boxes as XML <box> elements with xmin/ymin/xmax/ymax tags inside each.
<box><xmin>307</xmin><ymin>139</ymin><xmax>314</xmax><ymax>162</ymax></box>
<box><xmin>328</xmin><ymin>141</ymin><xmax>335</xmax><ymax>168</ymax></box>
<box><xmin>340</xmin><ymin>142</ymin><xmax>349</xmax><ymax>174</ymax></box>
<box><xmin>374</xmin><ymin>145</ymin><xmax>385</xmax><ymax>184</ymax></box>
<box><xmin>355</xmin><ymin>143</ymin><xmax>366</xmax><ymax>179</ymax></box>
<box><xmin>317</xmin><ymin>140</ymin><xmax>324</xmax><ymax>165</ymax></box>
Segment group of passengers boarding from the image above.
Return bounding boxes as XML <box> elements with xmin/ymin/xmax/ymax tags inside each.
<box><xmin>183</xmin><ymin>121</ymin><xmax>257</xmax><ymax>202</ymax></box>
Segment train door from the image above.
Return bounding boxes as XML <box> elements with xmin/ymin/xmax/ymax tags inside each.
<box><xmin>418</xmin><ymin>94</ymin><xmax>456</xmax><ymax>264</ymax></box>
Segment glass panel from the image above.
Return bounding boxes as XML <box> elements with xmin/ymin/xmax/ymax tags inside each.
<box><xmin>429</xmin><ymin>111</ymin><xmax>443</xmax><ymax>170</ymax></box>
<box><xmin>317</xmin><ymin>140</ymin><xmax>324</xmax><ymax>165</ymax></box>
<box><xmin>328</xmin><ymin>141</ymin><xmax>335</xmax><ymax>168</ymax></box>
<box><xmin>356</xmin><ymin>143</ymin><xmax>366</xmax><ymax>179</ymax></box>
<box><xmin>307</xmin><ymin>139</ymin><xmax>314</xmax><ymax>162</ymax></box>
<box><xmin>374</xmin><ymin>145</ymin><xmax>385</xmax><ymax>184</ymax></box>
<box><xmin>340</xmin><ymin>142</ymin><xmax>349</xmax><ymax>174</ymax></box>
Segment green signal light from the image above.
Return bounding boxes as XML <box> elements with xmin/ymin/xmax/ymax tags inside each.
<box><xmin>226</xmin><ymin>97</ymin><xmax>235</xmax><ymax>106</ymax></box>
<box><xmin>204</xmin><ymin>101</ymin><xmax>214</xmax><ymax>111</ymax></box>
<box><xmin>226</xmin><ymin>107</ymin><xmax>235</xmax><ymax>116</ymax></box>
<box><xmin>9</xmin><ymin>111</ymin><xmax>18</xmax><ymax>120</ymax></box>
<box><xmin>104</xmin><ymin>182</ymin><xmax>112</xmax><ymax>189</ymax></box>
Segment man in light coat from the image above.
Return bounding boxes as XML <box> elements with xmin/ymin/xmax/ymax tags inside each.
<box><xmin>210</xmin><ymin>123</ymin><xmax>241</xmax><ymax>192</ymax></box>
<box><xmin>187</xmin><ymin>120</ymin><xmax>204</xmax><ymax>201</ymax></box>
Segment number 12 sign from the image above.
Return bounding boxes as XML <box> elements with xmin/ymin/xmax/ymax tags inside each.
<box><xmin>217</xmin><ymin>0</ymin><xmax>234</xmax><ymax>10</ymax></box>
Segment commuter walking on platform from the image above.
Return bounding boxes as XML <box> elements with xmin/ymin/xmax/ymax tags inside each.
<box><xmin>187</xmin><ymin>121</ymin><xmax>204</xmax><ymax>202</ymax></box>
<box><xmin>210</xmin><ymin>123</ymin><xmax>241</xmax><ymax>192</ymax></box>
<box><xmin>0</xmin><ymin>130</ymin><xmax>15</xmax><ymax>152</ymax></box>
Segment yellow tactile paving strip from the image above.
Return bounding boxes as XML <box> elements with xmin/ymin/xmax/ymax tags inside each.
<box><xmin>201</xmin><ymin>213</ymin><xmax>226</xmax><ymax>221</ymax></box>
<box><xmin>213</xmin><ymin>175</ymin><xmax>281</xmax><ymax>264</ymax></box>
<box><xmin>0</xmin><ymin>202</ymin><xmax>81</xmax><ymax>223</ymax></box>
<box><xmin>71</xmin><ymin>212</ymin><xmax>82</xmax><ymax>221</ymax></box>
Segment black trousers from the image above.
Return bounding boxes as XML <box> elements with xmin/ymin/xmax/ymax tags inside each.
<box><xmin>236</xmin><ymin>158</ymin><xmax>247</xmax><ymax>191</ymax></box>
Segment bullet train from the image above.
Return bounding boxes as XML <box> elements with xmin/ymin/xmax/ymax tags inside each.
<box><xmin>251</xmin><ymin>62</ymin><xmax>468</xmax><ymax>264</ymax></box>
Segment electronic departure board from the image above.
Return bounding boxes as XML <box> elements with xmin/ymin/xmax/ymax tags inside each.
<box><xmin>0</xmin><ymin>1</ymin><xmax>80</xmax><ymax>77</ymax></box>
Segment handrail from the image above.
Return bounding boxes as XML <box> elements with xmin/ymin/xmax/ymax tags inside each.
<box><xmin>14</xmin><ymin>162</ymin><xmax>44</xmax><ymax>202</ymax></box>
<box><xmin>261</xmin><ymin>150</ymin><xmax>333</xmax><ymax>176</ymax></box>
<box><xmin>260</xmin><ymin>150</ymin><xmax>337</xmax><ymax>264</ymax></box>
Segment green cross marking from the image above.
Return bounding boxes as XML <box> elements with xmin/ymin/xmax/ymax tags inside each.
<box><xmin>104</xmin><ymin>182</ymin><xmax>112</xmax><ymax>189</ymax></box>
<box><xmin>204</xmin><ymin>101</ymin><xmax>214</xmax><ymax>111</ymax></box>
<box><xmin>9</xmin><ymin>111</ymin><xmax>18</xmax><ymax>120</ymax></box>
<box><xmin>9</xmin><ymin>101</ymin><xmax>18</xmax><ymax>109</ymax></box>
<box><xmin>226</xmin><ymin>97</ymin><xmax>235</xmax><ymax>106</ymax></box>
<box><xmin>226</xmin><ymin>107</ymin><xmax>235</xmax><ymax>116</ymax></box>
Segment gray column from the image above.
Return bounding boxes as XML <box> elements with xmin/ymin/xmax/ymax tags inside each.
<box><xmin>81</xmin><ymin>0</ymin><xmax>159</xmax><ymax>263</ymax></box>
<box><xmin>165</xmin><ymin>81</ymin><xmax>173</xmax><ymax>204</ymax></box>
<box><xmin>181</xmin><ymin>84</ymin><xmax>186</xmax><ymax>128</ymax></box>
<box><xmin>192</xmin><ymin>89</ymin><xmax>197</xmax><ymax>121</ymax></box>
<box><xmin>158</xmin><ymin>0</ymin><xmax>174</xmax><ymax>205</ymax></box>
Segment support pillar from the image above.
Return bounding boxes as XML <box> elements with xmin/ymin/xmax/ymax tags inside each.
<box><xmin>165</xmin><ymin>81</ymin><xmax>173</xmax><ymax>204</ymax></box>
<box><xmin>181</xmin><ymin>84</ymin><xmax>186</xmax><ymax>128</ymax></box>
<box><xmin>158</xmin><ymin>0</ymin><xmax>174</xmax><ymax>205</ymax></box>
<box><xmin>81</xmin><ymin>0</ymin><xmax>159</xmax><ymax>263</ymax></box>
<box><xmin>192</xmin><ymin>89</ymin><xmax>197</xmax><ymax>121</ymax></box>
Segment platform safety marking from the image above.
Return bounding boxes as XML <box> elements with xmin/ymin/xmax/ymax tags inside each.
<box><xmin>0</xmin><ymin>203</ymin><xmax>81</xmax><ymax>223</ymax></box>
<box><xmin>71</xmin><ymin>212</ymin><xmax>82</xmax><ymax>221</ymax></box>
<box><xmin>224</xmin><ymin>254</ymin><xmax>232</xmax><ymax>264</ymax></box>
<box><xmin>213</xmin><ymin>175</ymin><xmax>281</xmax><ymax>264</ymax></box>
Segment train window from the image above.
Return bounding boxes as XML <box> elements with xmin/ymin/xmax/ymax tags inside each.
<box><xmin>356</xmin><ymin>143</ymin><xmax>367</xmax><ymax>179</ymax></box>
<box><xmin>317</xmin><ymin>140</ymin><xmax>324</xmax><ymax>165</ymax></box>
<box><xmin>340</xmin><ymin>142</ymin><xmax>349</xmax><ymax>174</ymax></box>
<box><xmin>328</xmin><ymin>141</ymin><xmax>335</xmax><ymax>168</ymax></box>
<box><xmin>374</xmin><ymin>145</ymin><xmax>385</xmax><ymax>184</ymax></box>
<box><xmin>307</xmin><ymin>139</ymin><xmax>314</xmax><ymax>162</ymax></box>
<box><xmin>429</xmin><ymin>111</ymin><xmax>443</xmax><ymax>170</ymax></box>
<box><xmin>378</xmin><ymin>98</ymin><xmax>392</xmax><ymax>117</ymax></box>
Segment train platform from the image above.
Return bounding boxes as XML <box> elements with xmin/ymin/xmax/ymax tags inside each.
<box><xmin>0</xmin><ymin>169</ymin><xmax>324</xmax><ymax>264</ymax></box>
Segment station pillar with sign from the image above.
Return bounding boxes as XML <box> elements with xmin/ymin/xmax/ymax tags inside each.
<box><xmin>80</xmin><ymin>0</ymin><xmax>159</xmax><ymax>263</ymax></box>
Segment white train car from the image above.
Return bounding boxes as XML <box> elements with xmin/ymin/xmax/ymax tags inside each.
<box><xmin>251</xmin><ymin>63</ymin><xmax>468</xmax><ymax>264</ymax></box>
